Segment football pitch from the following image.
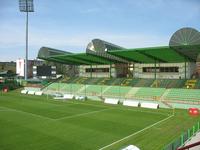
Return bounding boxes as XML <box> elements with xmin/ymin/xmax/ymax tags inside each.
<box><xmin>0</xmin><ymin>91</ymin><xmax>200</xmax><ymax>150</ymax></box>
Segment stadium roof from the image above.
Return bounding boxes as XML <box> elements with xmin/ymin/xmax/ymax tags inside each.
<box><xmin>38</xmin><ymin>47</ymin><xmax>115</xmax><ymax>65</ymax></box>
<box><xmin>48</xmin><ymin>53</ymin><xmax>115</xmax><ymax>65</ymax></box>
<box><xmin>108</xmin><ymin>45</ymin><xmax>200</xmax><ymax>63</ymax></box>
<box><xmin>38</xmin><ymin>27</ymin><xmax>200</xmax><ymax>65</ymax></box>
<box><xmin>38</xmin><ymin>45</ymin><xmax>200</xmax><ymax>65</ymax></box>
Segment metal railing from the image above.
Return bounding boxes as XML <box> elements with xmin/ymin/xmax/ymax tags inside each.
<box><xmin>163</xmin><ymin>122</ymin><xmax>200</xmax><ymax>150</ymax></box>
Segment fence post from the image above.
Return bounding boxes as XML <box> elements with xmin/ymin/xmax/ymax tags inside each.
<box><xmin>188</xmin><ymin>128</ymin><xmax>190</xmax><ymax>139</ymax></box>
<box><xmin>197</xmin><ymin>122</ymin><xmax>200</xmax><ymax>131</ymax></box>
<box><xmin>192</xmin><ymin>125</ymin><xmax>195</xmax><ymax>135</ymax></box>
<box><xmin>172</xmin><ymin>142</ymin><xmax>174</xmax><ymax>150</ymax></box>
<box><xmin>181</xmin><ymin>134</ymin><xmax>184</xmax><ymax>146</ymax></box>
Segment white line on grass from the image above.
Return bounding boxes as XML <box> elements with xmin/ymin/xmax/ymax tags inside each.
<box><xmin>99</xmin><ymin>114</ymin><xmax>174</xmax><ymax>150</ymax></box>
<box><xmin>56</xmin><ymin>108</ymin><xmax>112</xmax><ymax>120</ymax></box>
<box><xmin>0</xmin><ymin>106</ymin><xmax>55</xmax><ymax>121</ymax></box>
<box><xmin>119</xmin><ymin>107</ymin><xmax>170</xmax><ymax>116</ymax></box>
<box><xmin>61</xmin><ymin>101</ymin><xmax>109</xmax><ymax>109</ymax></box>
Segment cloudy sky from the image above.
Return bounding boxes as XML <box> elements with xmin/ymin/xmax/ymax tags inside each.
<box><xmin>0</xmin><ymin>0</ymin><xmax>200</xmax><ymax>61</ymax></box>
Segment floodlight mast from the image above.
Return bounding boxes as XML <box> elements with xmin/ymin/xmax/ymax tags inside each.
<box><xmin>19</xmin><ymin>0</ymin><xmax>34</xmax><ymax>80</ymax></box>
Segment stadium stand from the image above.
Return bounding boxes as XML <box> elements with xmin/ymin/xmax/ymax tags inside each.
<box><xmin>81</xmin><ymin>85</ymin><xmax>107</xmax><ymax>96</ymax></box>
<box><xmin>134</xmin><ymin>87</ymin><xmax>166</xmax><ymax>100</ymax></box>
<box><xmin>58</xmin><ymin>77</ymin><xmax>200</xmax><ymax>89</ymax></box>
<box><xmin>167</xmin><ymin>79</ymin><xmax>186</xmax><ymax>88</ymax></box>
<box><xmin>121</xmin><ymin>78</ymin><xmax>133</xmax><ymax>86</ymax></box>
<box><xmin>61</xmin><ymin>76</ymin><xmax>70</xmax><ymax>82</ymax></box>
<box><xmin>37</xmin><ymin>27</ymin><xmax>200</xmax><ymax>110</ymax></box>
<box><xmin>46</xmin><ymin>82</ymin><xmax>60</xmax><ymax>91</ymax></box>
<box><xmin>150</xmin><ymin>79</ymin><xmax>187</xmax><ymax>88</ymax></box>
<box><xmin>133</xmin><ymin>79</ymin><xmax>154</xmax><ymax>87</ymax></box>
<box><xmin>75</xmin><ymin>77</ymin><xmax>88</xmax><ymax>84</ymax></box>
<box><xmin>64</xmin><ymin>77</ymin><xmax>79</xmax><ymax>83</ymax></box>
<box><xmin>126</xmin><ymin>87</ymin><xmax>140</xmax><ymax>98</ymax></box>
<box><xmin>42</xmin><ymin>81</ymin><xmax>200</xmax><ymax>109</ymax></box>
<box><xmin>195</xmin><ymin>80</ymin><xmax>200</xmax><ymax>89</ymax></box>
<box><xmin>163</xmin><ymin>88</ymin><xmax>200</xmax><ymax>103</ymax></box>
<box><xmin>98</xmin><ymin>78</ymin><xmax>110</xmax><ymax>85</ymax></box>
<box><xmin>103</xmin><ymin>86</ymin><xmax>132</xmax><ymax>98</ymax></box>
<box><xmin>82</xmin><ymin>77</ymin><xmax>99</xmax><ymax>84</ymax></box>
<box><xmin>111</xmin><ymin>78</ymin><xmax>125</xmax><ymax>85</ymax></box>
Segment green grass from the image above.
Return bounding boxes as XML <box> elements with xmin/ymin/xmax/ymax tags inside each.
<box><xmin>0</xmin><ymin>91</ymin><xmax>200</xmax><ymax>150</ymax></box>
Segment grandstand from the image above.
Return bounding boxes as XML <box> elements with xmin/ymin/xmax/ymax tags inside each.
<box><xmin>36</xmin><ymin>27</ymin><xmax>200</xmax><ymax>110</ymax></box>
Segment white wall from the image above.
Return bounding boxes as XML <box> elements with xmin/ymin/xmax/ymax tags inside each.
<box><xmin>16</xmin><ymin>59</ymin><xmax>25</xmax><ymax>77</ymax></box>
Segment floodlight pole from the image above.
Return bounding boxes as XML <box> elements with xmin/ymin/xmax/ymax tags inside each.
<box><xmin>19</xmin><ymin>0</ymin><xmax>34</xmax><ymax>80</ymax></box>
<box><xmin>25</xmin><ymin>9</ymin><xmax>29</xmax><ymax>80</ymax></box>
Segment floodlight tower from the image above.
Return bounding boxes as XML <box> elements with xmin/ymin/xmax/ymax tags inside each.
<box><xmin>19</xmin><ymin>0</ymin><xmax>34</xmax><ymax>80</ymax></box>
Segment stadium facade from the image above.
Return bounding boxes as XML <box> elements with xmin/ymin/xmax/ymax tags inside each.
<box><xmin>37</xmin><ymin>27</ymin><xmax>200</xmax><ymax>79</ymax></box>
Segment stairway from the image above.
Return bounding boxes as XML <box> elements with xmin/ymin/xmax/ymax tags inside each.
<box><xmin>160</xmin><ymin>89</ymin><xmax>170</xmax><ymax>100</ymax></box>
<box><xmin>126</xmin><ymin>87</ymin><xmax>140</xmax><ymax>98</ymax></box>
<box><xmin>161</xmin><ymin>101</ymin><xmax>173</xmax><ymax>108</ymax></box>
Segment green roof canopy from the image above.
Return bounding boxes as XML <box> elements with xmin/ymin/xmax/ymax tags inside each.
<box><xmin>108</xmin><ymin>46</ymin><xmax>200</xmax><ymax>63</ymax></box>
<box><xmin>38</xmin><ymin>45</ymin><xmax>200</xmax><ymax>65</ymax></box>
<box><xmin>49</xmin><ymin>53</ymin><xmax>113</xmax><ymax>65</ymax></box>
<box><xmin>38</xmin><ymin>47</ymin><xmax>114</xmax><ymax>65</ymax></box>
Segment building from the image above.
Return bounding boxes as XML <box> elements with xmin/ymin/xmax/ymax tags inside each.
<box><xmin>0</xmin><ymin>61</ymin><xmax>16</xmax><ymax>73</ymax></box>
<box><xmin>16</xmin><ymin>59</ymin><xmax>43</xmax><ymax>78</ymax></box>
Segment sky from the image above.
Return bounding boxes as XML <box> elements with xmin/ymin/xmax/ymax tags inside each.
<box><xmin>0</xmin><ymin>0</ymin><xmax>200</xmax><ymax>61</ymax></box>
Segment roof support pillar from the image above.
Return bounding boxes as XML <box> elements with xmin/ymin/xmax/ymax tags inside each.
<box><xmin>184</xmin><ymin>58</ymin><xmax>187</xmax><ymax>79</ymax></box>
<box><xmin>154</xmin><ymin>60</ymin><xmax>157</xmax><ymax>80</ymax></box>
<box><xmin>109</xmin><ymin>63</ymin><xmax>112</xmax><ymax>78</ymax></box>
<box><xmin>90</xmin><ymin>65</ymin><xmax>92</xmax><ymax>78</ymax></box>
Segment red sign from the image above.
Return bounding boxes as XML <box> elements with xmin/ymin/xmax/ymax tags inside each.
<box><xmin>188</xmin><ymin>108</ymin><xmax>199</xmax><ymax>116</ymax></box>
<box><xmin>3</xmin><ymin>86</ymin><xmax>9</xmax><ymax>93</ymax></box>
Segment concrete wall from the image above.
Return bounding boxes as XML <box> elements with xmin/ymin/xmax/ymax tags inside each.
<box><xmin>79</xmin><ymin>65</ymin><xmax>114</xmax><ymax>78</ymax></box>
<box><xmin>133</xmin><ymin>62</ymin><xmax>196</xmax><ymax>79</ymax></box>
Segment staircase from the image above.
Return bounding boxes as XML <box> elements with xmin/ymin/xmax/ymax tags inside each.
<box><xmin>161</xmin><ymin>101</ymin><xmax>173</xmax><ymax>108</ymax></box>
<box><xmin>151</xmin><ymin>80</ymin><xmax>160</xmax><ymax>88</ymax></box>
<box><xmin>98</xmin><ymin>78</ymin><xmax>110</xmax><ymax>85</ymax></box>
<box><xmin>121</xmin><ymin>78</ymin><xmax>133</xmax><ymax>86</ymax></box>
<box><xmin>126</xmin><ymin>87</ymin><xmax>140</xmax><ymax>98</ymax></box>
<box><xmin>160</xmin><ymin>89</ymin><xmax>170</xmax><ymax>100</ymax></box>
<box><xmin>101</xmin><ymin>86</ymin><xmax>112</xmax><ymax>95</ymax></box>
<box><xmin>77</xmin><ymin>85</ymin><xmax>90</xmax><ymax>94</ymax></box>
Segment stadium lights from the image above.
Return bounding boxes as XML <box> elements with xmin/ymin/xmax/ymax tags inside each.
<box><xmin>19</xmin><ymin>0</ymin><xmax>34</xmax><ymax>80</ymax></box>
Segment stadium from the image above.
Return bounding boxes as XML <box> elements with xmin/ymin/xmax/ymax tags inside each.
<box><xmin>1</xmin><ymin>27</ymin><xmax>200</xmax><ymax>150</ymax></box>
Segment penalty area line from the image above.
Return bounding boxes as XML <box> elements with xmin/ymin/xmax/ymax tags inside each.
<box><xmin>56</xmin><ymin>108</ymin><xmax>113</xmax><ymax>120</ymax></box>
<box><xmin>99</xmin><ymin>114</ymin><xmax>174</xmax><ymax>150</ymax></box>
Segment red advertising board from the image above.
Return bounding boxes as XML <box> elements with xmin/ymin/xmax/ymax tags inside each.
<box><xmin>188</xmin><ymin>108</ymin><xmax>199</xmax><ymax>116</ymax></box>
